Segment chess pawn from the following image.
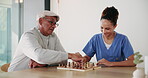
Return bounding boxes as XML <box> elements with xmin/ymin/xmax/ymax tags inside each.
<box><xmin>71</xmin><ymin>62</ymin><xmax>75</xmax><ymax>68</ymax></box>
<box><xmin>87</xmin><ymin>62</ymin><xmax>89</xmax><ymax>68</ymax></box>
<box><xmin>75</xmin><ymin>63</ymin><xmax>78</xmax><ymax>69</ymax></box>
<box><xmin>78</xmin><ymin>63</ymin><xmax>82</xmax><ymax>69</ymax></box>
<box><xmin>69</xmin><ymin>62</ymin><xmax>70</xmax><ymax>67</ymax></box>
<box><xmin>89</xmin><ymin>62</ymin><xmax>94</xmax><ymax>68</ymax></box>
<box><xmin>92</xmin><ymin>63</ymin><xmax>95</xmax><ymax>67</ymax></box>
<box><xmin>70</xmin><ymin>62</ymin><xmax>72</xmax><ymax>68</ymax></box>
<box><xmin>91</xmin><ymin>63</ymin><xmax>95</xmax><ymax>70</ymax></box>
<box><xmin>59</xmin><ymin>64</ymin><xmax>61</xmax><ymax>67</ymax></box>
<box><xmin>60</xmin><ymin>64</ymin><xmax>63</xmax><ymax>67</ymax></box>
<box><xmin>93</xmin><ymin>62</ymin><xmax>97</xmax><ymax>67</ymax></box>
<box><xmin>74</xmin><ymin>62</ymin><xmax>77</xmax><ymax>68</ymax></box>
<box><xmin>68</xmin><ymin>62</ymin><xmax>71</xmax><ymax>68</ymax></box>
<box><xmin>67</xmin><ymin>62</ymin><xmax>69</xmax><ymax>68</ymax></box>
<box><xmin>81</xmin><ymin>62</ymin><xmax>85</xmax><ymax>69</ymax></box>
<box><xmin>84</xmin><ymin>63</ymin><xmax>87</xmax><ymax>69</ymax></box>
<box><xmin>64</xmin><ymin>64</ymin><xmax>67</xmax><ymax>68</ymax></box>
<box><xmin>73</xmin><ymin>62</ymin><xmax>75</xmax><ymax>68</ymax></box>
<box><xmin>62</xmin><ymin>64</ymin><xmax>64</xmax><ymax>67</ymax></box>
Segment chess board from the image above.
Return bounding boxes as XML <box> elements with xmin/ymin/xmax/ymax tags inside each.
<box><xmin>57</xmin><ymin>62</ymin><xmax>101</xmax><ymax>72</ymax></box>
<box><xmin>57</xmin><ymin>66</ymin><xmax>101</xmax><ymax>71</ymax></box>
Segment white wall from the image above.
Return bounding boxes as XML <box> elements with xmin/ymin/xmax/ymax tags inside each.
<box><xmin>24</xmin><ymin>0</ymin><xmax>44</xmax><ymax>32</ymax></box>
<box><xmin>51</xmin><ymin>0</ymin><xmax>148</xmax><ymax>64</ymax></box>
<box><xmin>11</xmin><ymin>0</ymin><xmax>19</xmax><ymax>56</ymax></box>
<box><xmin>0</xmin><ymin>0</ymin><xmax>11</xmax><ymax>7</ymax></box>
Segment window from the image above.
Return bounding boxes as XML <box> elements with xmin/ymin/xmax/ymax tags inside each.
<box><xmin>0</xmin><ymin>0</ymin><xmax>21</xmax><ymax>66</ymax></box>
<box><xmin>0</xmin><ymin>6</ymin><xmax>11</xmax><ymax>66</ymax></box>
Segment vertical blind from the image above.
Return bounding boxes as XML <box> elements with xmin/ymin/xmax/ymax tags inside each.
<box><xmin>0</xmin><ymin>6</ymin><xmax>11</xmax><ymax>66</ymax></box>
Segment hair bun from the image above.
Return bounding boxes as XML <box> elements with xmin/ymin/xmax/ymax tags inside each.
<box><xmin>101</xmin><ymin>6</ymin><xmax>119</xmax><ymax>25</ymax></box>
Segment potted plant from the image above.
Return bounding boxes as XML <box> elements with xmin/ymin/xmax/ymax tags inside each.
<box><xmin>133</xmin><ymin>52</ymin><xmax>144</xmax><ymax>78</ymax></box>
<box><xmin>134</xmin><ymin>52</ymin><xmax>144</xmax><ymax>65</ymax></box>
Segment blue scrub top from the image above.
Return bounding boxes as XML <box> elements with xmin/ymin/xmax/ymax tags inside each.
<box><xmin>83</xmin><ymin>32</ymin><xmax>134</xmax><ymax>62</ymax></box>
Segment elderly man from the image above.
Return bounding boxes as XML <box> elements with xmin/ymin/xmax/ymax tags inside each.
<box><xmin>8</xmin><ymin>11</ymin><xmax>81</xmax><ymax>72</ymax></box>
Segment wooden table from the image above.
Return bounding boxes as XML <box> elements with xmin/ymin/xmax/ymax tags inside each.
<box><xmin>0</xmin><ymin>67</ymin><xmax>145</xmax><ymax>78</ymax></box>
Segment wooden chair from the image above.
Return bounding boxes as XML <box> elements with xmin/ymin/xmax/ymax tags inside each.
<box><xmin>0</xmin><ymin>63</ymin><xmax>10</xmax><ymax>72</ymax></box>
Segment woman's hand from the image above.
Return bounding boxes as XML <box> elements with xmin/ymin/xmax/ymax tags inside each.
<box><xmin>97</xmin><ymin>58</ymin><xmax>113</xmax><ymax>67</ymax></box>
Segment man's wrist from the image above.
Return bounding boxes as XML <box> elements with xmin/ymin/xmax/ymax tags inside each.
<box><xmin>110</xmin><ymin>62</ymin><xmax>114</xmax><ymax>66</ymax></box>
<box><xmin>68</xmin><ymin>53</ymin><xmax>72</xmax><ymax>59</ymax></box>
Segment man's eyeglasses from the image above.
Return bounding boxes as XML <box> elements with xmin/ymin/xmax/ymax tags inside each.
<box><xmin>43</xmin><ymin>17</ymin><xmax>59</xmax><ymax>26</ymax></box>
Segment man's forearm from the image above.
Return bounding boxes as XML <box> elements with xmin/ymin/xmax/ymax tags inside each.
<box><xmin>111</xmin><ymin>60</ymin><xmax>136</xmax><ymax>67</ymax></box>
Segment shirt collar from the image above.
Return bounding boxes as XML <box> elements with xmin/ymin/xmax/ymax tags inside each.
<box><xmin>34</xmin><ymin>27</ymin><xmax>50</xmax><ymax>39</ymax></box>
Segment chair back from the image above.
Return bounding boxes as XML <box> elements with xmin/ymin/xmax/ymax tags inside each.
<box><xmin>1</xmin><ymin>63</ymin><xmax>10</xmax><ymax>72</ymax></box>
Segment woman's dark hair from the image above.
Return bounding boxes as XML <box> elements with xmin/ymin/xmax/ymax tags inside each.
<box><xmin>101</xmin><ymin>6</ymin><xmax>119</xmax><ymax>26</ymax></box>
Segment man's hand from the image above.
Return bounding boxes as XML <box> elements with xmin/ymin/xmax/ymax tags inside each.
<box><xmin>96</xmin><ymin>58</ymin><xmax>113</xmax><ymax>67</ymax></box>
<box><xmin>68</xmin><ymin>52</ymin><xmax>83</xmax><ymax>62</ymax></box>
<box><xmin>75</xmin><ymin>52</ymin><xmax>82</xmax><ymax>57</ymax></box>
<box><xmin>29</xmin><ymin>59</ymin><xmax>48</xmax><ymax>68</ymax></box>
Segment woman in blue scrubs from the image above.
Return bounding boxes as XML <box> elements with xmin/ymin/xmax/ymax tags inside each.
<box><xmin>81</xmin><ymin>6</ymin><xmax>136</xmax><ymax>67</ymax></box>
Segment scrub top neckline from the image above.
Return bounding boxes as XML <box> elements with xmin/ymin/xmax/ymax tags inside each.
<box><xmin>101</xmin><ymin>32</ymin><xmax>117</xmax><ymax>51</ymax></box>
